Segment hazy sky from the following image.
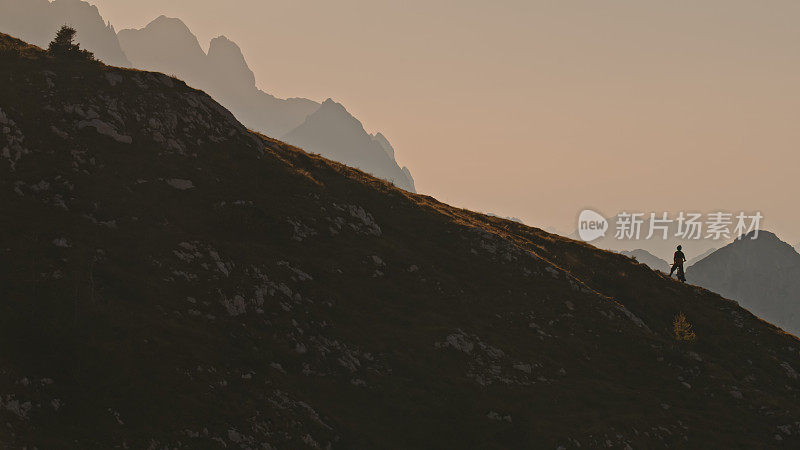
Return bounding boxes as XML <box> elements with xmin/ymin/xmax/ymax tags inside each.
<box><xmin>90</xmin><ymin>0</ymin><xmax>800</xmax><ymax>243</ymax></box>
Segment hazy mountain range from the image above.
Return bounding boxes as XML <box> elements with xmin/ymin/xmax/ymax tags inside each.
<box><xmin>116</xmin><ymin>15</ymin><xmax>415</xmax><ymax>192</ymax></box>
<box><xmin>571</xmin><ymin>212</ymin><xmax>731</xmax><ymax>262</ymax></box>
<box><xmin>685</xmin><ymin>246</ymin><xmax>717</xmax><ymax>267</ymax></box>
<box><xmin>620</xmin><ymin>249</ymin><xmax>669</xmax><ymax>273</ymax></box>
<box><xmin>687</xmin><ymin>231</ymin><xmax>800</xmax><ymax>336</ymax></box>
<box><xmin>281</xmin><ymin>99</ymin><xmax>416</xmax><ymax>191</ymax></box>
<box><xmin>618</xmin><ymin>245</ymin><xmax>714</xmax><ymax>273</ymax></box>
<box><xmin>0</xmin><ymin>0</ymin><xmax>130</xmax><ymax>67</ymax></box>
<box><xmin>0</xmin><ymin>0</ymin><xmax>416</xmax><ymax>192</ymax></box>
<box><xmin>4</xmin><ymin>32</ymin><xmax>800</xmax><ymax>446</ymax></box>
<box><xmin>116</xmin><ymin>15</ymin><xmax>317</xmax><ymax>139</ymax></box>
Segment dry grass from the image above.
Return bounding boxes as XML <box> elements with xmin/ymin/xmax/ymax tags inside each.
<box><xmin>674</xmin><ymin>312</ymin><xmax>697</xmax><ymax>342</ymax></box>
<box><xmin>0</xmin><ymin>33</ymin><xmax>44</xmax><ymax>60</ymax></box>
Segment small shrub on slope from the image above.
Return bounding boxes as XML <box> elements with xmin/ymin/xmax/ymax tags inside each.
<box><xmin>674</xmin><ymin>312</ymin><xmax>697</xmax><ymax>342</ymax></box>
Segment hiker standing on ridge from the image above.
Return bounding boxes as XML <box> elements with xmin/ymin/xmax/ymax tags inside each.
<box><xmin>669</xmin><ymin>245</ymin><xmax>687</xmax><ymax>282</ymax></box>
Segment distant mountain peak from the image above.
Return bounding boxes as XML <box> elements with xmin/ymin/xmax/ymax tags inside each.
<box><xmin>120</xmin><ymin>15</ymin><xmax>202</xmax><ymax>48</ymax></box>
<box><xmin>117</xmin><ymin>16</ymin><xmax>208</xmax><ymax>89</ymax></box>
<box><xmin>284</xmin><ymin>100</ymin><xmax>416</xmax><ymax>192</ymax></box>
<box><xmin>148</xmin><ymin>15</ymin><xmax>190</xmax><ymax>29</ymax></box>
<box><xmin>209</xmin><ymin>35</ymin><xmax>236</xmax><ymax>48</ymax></box>
<box><xmin>693</xmin><ymin>230</ymin><xmax>794</xmax><ymax>264</ymax></box>
<box><xmin>305</xmin><ymin>99</ymin><xmax>365</xmax><ymax>130</ymax></box>
<box><xmin>687</xmin><ymin>229</ymin><xmax>800</xmax><ymax>335</ymax></box>
<box><xmin>743</xmin><ymin>229</ymin><xmax>778</xmax><ymax>240</ymax></box>
<box><xmin>207</xmin><ymin>35</ymin><xmax>255</xmax><ymax>89</ymax></box>
<box><xmin>125</xmin><ymin>15</ymin><xmax>201</xmax><ymax>51</ymax></box>
<box><xmin>319</xmin><ymin>98</ymin><xmax>348</xmax><ymax>111</ymax></box>
<box><xmin>712</xmin><ymin>230</ymin><xmax>793</xmax><ymax>255</ymax></box>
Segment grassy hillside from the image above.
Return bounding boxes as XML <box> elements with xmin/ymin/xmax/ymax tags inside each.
<box><xmin>1</xmin><ymin>34</ymin><xmax>799</xmax><ymax>448</ymax></box>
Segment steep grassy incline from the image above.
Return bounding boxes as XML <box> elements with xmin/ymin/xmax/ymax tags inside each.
<box><xmin>1</xmin><ymin>34</ymin><xmax>799</xmax><ymax>448</ymax></box>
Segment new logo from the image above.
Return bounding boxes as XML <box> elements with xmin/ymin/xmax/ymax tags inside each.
<box><xmin>577</xmin><ymin>209</ymin><xmax>608</xmax><ymax>242</ymax></box>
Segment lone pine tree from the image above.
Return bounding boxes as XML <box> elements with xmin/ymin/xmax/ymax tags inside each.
<box><xmin>47</xmin><ymin>25</ymin><xmax>94</xmax><ymax>60</ymax></box>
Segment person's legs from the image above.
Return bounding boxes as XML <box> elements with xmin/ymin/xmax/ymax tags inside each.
<box><xmin>669</xmin><ymin>263</ymin><xmax>677</xmax><ymax>277</ymax></box>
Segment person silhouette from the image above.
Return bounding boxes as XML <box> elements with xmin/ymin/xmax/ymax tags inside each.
<box><xmin>669</xmin><ymin>245</ymin><xmax>687</xmax><ymax>282</ymax></box>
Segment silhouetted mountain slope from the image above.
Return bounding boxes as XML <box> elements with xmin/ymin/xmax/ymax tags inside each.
<box><xmin>687</xmin><ymin>231</ymin><xmax>800</xmax><ymax>336</ymax></box>
<box><xmin>283</xmin><ymin>99</ymin><xmax>416</xmax><ymax>192</ymax></box>
<box><xmin>117</xmin><ymin>16</ymin><xmax>415</xmax><ymax>192</ymax></box>
<box><xmin>620</xmin><ymin>249</ymin><xmax>669</xmax><ymax>272</ymax></box>
<box><xmin>0</xmin><ymin>0</ymin><xmax>130</xmax><ymax>67</ymax></box>
<box><xmin>3</xmin><ymin>34</ymin><xmax>800</xmax><ymax>448</ymax></box>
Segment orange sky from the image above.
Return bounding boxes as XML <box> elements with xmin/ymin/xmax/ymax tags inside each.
<box><xmin>90</xmin><ymin>0</ymin><xmax>800</xmax><ymax>242</ymax></box>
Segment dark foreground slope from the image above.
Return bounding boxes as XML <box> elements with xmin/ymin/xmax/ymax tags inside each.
<box><xmin>1</xmin><ymin>34</ymin><xmax>800</xmax><ymax>448</ymax></box>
